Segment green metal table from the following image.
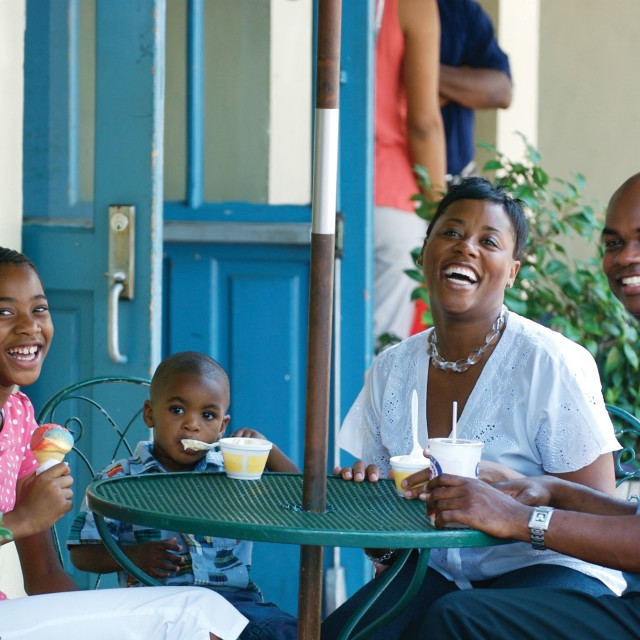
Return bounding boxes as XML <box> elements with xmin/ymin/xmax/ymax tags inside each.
<box><xmin>87</xmin><ymin>472</ymin><xmax>509</xmax><ymax>639</ymax></box>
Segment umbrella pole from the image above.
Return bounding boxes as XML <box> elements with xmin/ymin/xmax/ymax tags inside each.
<box><xmin>299</xmin><ymin>0</ymin><xmax>342</xmax><ymax>638</ymax></box>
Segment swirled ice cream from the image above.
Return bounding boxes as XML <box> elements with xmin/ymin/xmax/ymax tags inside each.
<box><xmin>31</xmin><ymin>423</ymin><xmax>74</xmax><ymax>474</ymax></box>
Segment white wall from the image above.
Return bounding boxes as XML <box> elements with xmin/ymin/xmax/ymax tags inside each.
<box><xmin>538</xmin><ymin>0</ymin><xmax>640</xmax><ymax>206</ymax></box>
<box><xmin>269</xmin><ymin>0</ymin><xmax>312</xmax><ymax>204</ymax></box>
<box><xmin>478</xmin><ymin>0</ymin><xmax>640</xmax><ymax>209</ymax></box>
<box><xmin>0</xmin><ymin>0</ymin><xmax>24</xmax><ymax>250</ymax></box>
<box><xmin>494</xmin><ymin>0</ymin><xmax>539</xmax><ymax>160</ymax></box>
<box><xmin>0</xmin><ymin>0</ymin><xmax>26</xmax><ymax>599</ymax></box>
<box><xmin>475</xmin><ymin>0</ymin><xmax>540</xmax><ymax>172</ymax></box>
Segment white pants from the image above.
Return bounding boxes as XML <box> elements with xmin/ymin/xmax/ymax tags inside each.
<box><xmin>374</xmin><ymin>206</ymin><xmax>427</xmax><ymax>344</ymax></box>
<box><xmin>1</xmin><ymin>586</ymin><xmax>248</xmax><ymax>640</ymax></box>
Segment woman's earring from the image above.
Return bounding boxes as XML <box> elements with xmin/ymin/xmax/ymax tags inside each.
<box><xmin>416</xmin><ymin>256</ymin><xmax>423</xmax><ymax>266</ymax></box>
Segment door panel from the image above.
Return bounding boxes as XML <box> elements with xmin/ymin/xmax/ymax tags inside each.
<box><xmin>24</xmin><ymin>0</ymin><xmax>164</xmax><ymax>381</ymax></box>
<box><xmin>165</xmin><ymin>241</ymin><xmax>309</xmax><ymax>452</ymax></box>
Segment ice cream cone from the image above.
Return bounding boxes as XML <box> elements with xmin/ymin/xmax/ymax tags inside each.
<box><xmin>31</xmin><ymin>423</ymin><xmax>74</xmax><ymax>475</ymax></box>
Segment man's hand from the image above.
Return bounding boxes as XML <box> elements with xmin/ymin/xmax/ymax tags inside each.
<box><xmin>492</xmin><ymin>476</ymin><xmax>556</xmax><ymax>507</ymax></box>
<box><xmin>478</xmin><ymin>460</ymin><xmax>525</xmax><ymax>484</ymax></box>
<box><xmin>427</xmin><ymin>474</ymin><xmax>531</xmax><ymax>539</ymax></box>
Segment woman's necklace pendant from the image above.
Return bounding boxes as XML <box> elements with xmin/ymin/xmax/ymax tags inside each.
<box><xmin>427</xmin><ymin>305</ymin><xmax>508</xmax><ymax>373</ymax></box>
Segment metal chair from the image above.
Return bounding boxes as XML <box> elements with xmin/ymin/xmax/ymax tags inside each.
<box><xmin>606</xmin><ymin>404</ymin><xmax>640</xmax><ymax>592</ymax></box>
<box><xmin>606</xmin><ymin>403</ymin><xmax>640</xmax><ymax>491</ymax></box>
<box><xmin>36</xmin><ymin>375</ymin><xmax>151</xmax><ymax>588</ymax></box>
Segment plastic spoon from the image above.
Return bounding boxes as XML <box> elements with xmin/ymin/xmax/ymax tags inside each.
<box><xmin>181</xmin><ymin>439</ymin><xmax>219</xmax><ymax>452</ymax></box>
<box><xmin>409</xmin><ymin>389</ymin><xmax>423</xmax><ymax>459</ymax></box>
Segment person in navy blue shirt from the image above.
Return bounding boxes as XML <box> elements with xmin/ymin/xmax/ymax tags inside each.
<box><xmin>438</xmin><ymin>0</ymin><xmax>512</xmax><ymax>182</ymax></box>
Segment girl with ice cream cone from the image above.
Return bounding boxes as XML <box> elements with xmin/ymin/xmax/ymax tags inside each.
<box><xmin>0</xmin><ymin>246</ymin><xmax>247</xmax><ymax>640</ymax></box>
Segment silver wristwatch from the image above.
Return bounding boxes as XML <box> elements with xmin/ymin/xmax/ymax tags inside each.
<box><xmin>528</xmin><ymin>506</ymin><xmax>554</xmax><ymax>550</ymax></box>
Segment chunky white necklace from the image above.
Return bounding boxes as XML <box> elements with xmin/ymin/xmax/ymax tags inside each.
<box><xmin>427</xmin><ymin>305</ymin><xmax>508</xmax><ymax>373</ymax></box>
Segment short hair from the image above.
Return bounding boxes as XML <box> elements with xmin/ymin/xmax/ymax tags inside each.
<box><xmin>150</xmin><ymin>351</ymin><xmax>230</xmax><ymax>402</ymax></box>
<box><xmin>0</xmin><ymin>246</ymin><xmax>39</xmax><ymax>272</ymax></box>
<box><xmin>426</xmin><ymin>177</ymin><xmax>529</xmax><ymax>260</ymax></box>
<box><xmin>606</xmin><ymin>172</ymin><xmax>640</xmax><ymax>217</ymax></box>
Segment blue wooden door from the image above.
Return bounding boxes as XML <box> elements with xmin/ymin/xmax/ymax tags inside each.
<box><xmin>22</xmin><ymin>0</ymin><xmax>374</xmax><ymax>613</ymax></box>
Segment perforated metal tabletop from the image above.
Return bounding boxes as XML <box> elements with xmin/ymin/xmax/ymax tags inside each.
<box><xmin>88</xmin><ymin>471</ymin><xmax>501</xmax><ymax>549</ymax></box>
<box><xmin>88</xmin><ymin>472</ymin><xmax>509</xmax><ymax>639</ymax></box>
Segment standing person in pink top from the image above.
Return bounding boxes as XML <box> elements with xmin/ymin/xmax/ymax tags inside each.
<box><xmin>374</xmin><ymin>0</ymin><xmax>446</xmax><ymax>349</ymax></box>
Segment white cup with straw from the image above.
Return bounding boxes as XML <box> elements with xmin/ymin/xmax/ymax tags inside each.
<box><xmin>428</xmin><ymin>401</ymin><xmax>483</xmax><ymax>478</ymax></box>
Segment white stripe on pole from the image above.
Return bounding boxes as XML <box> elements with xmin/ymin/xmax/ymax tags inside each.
<box><xmin>312</xmin><ymin>108</ymin><xmax>339</xmax><ymax>235</ymax></box>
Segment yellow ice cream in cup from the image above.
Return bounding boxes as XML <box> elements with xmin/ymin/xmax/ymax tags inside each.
<box><xmin>219</xmin><ymin>437</ymin><xmax>272</xmax><ymax>480</ymax></box>
<box><xmin>389</xmin><ymin>454</ymin><xmax>433</xmax><ymax>496</ymax></box>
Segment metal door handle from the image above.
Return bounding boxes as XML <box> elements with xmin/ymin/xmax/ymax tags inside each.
<box><xmin>107</xmin><ymin>205</ymin><xmax>135</xmax><ymax>365</ymax></box>
<box><xmin>107</xmin><ymin>271</ymin><xmax>128</xmax><ymax>364</ymax></box>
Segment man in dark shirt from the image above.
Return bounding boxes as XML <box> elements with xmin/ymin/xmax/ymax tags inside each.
<box><xmin>438</xmin><ymin>0</ymin><xmax>512</xmax><ymax>182</ymax></box>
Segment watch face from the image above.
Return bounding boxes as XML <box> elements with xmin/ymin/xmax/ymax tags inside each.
<box><xmin>532</xmin><ymin>511</ymin><xmax>550</xmax><ymax>524</ymax></box>
<box><xmin>529</xmin><ymin>508</ymin><xmax>553</xmax><ymax>550</ymax></box>
<box><xmin>529</xmin><ymin>507</ymin><xmax>553</xmax><ymax>529</ymax></box>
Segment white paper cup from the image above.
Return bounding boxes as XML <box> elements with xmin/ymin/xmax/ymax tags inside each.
<box><xmin>428</xmin><ymin>438</ymin><xmax>484</xmax><ymax>478</ymax></box>
<box><xmin>389</xmin><ymin>455</ymin><xmax>433</xmax><ymax>496</ymax></box>
<box><xmin>219</xmin><ymin>437</ymin><xmax>272</xmax><ymax>480</ymax></box>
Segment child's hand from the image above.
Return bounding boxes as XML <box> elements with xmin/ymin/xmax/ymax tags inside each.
<box><xmin>228</xmin><ymin>427</ymin><xmax>266</xmax><ymax>441</ymax></box>
<box><xmin>227</xmin><ymin>428</ymin><xmax>299</xmax><ymax>473</ymax></box>
<box><xmin>128</xmin><ymin>538</ymin><xmax>185</xmax><ymax>578</ymax></box>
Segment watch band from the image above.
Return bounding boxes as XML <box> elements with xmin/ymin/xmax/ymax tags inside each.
<box><xmin>528</xmin><ymin>506</ymin><xmax>554</xmax><ymax>550</ymax></box>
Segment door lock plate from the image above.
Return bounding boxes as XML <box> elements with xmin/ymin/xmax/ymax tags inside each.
<box><xmin>108</xmin><ymin>205</ymin><xmax>135</xmax><ymax>299</ymax></box>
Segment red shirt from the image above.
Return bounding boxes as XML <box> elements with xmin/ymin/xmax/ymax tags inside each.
<box><xmin>375</xmin><ymin>0</ymin><xmax>419</xmax><ymax>213</ymax></box>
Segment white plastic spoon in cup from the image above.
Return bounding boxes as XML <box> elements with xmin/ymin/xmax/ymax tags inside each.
<box><xmin>409</xmin><ymin>389</ymin><xmax>423</xmax><ymax>460</ymax></box>
<box><xmin>181</xmin><ymin>439</ymin><xmax>219</xmax><ymax>452</ymax></box>
<box><xmin>389</xmin><ymin>390</ymin><xmax>429</xmax><ymax>495</ymax></box>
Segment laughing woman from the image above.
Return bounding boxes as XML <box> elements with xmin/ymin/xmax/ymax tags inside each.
<box><xmin>322</xmin><ymin>177</ymin><xmax>624</xmax><ymax>639</ymax></box>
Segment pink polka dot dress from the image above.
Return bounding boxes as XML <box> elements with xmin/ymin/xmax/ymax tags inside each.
<box><xmin>0</xmin><ymin>392</ymin><xmax>39</xmax><ymax>600</ymax></box>
<box><xmin>0</xmin><ymin>391</ymin><xmax>39</xmax><ymax>513</ymax></box>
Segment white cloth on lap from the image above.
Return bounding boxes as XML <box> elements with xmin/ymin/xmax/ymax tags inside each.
<box><xmin>1</xmin><ymin>585</ymin><xmax>248</xmax><ymax>640</ymax></box>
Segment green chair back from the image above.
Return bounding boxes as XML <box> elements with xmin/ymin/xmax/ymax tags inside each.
<box><xmin>36</xmin><ymin>376</ymin><xmax>151</xmax><ymax>589</ymax></box>
<box><xmin>606</xmin><ymin>403</ymin><xmax>640</xmax><ymax>490</ymax></box>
